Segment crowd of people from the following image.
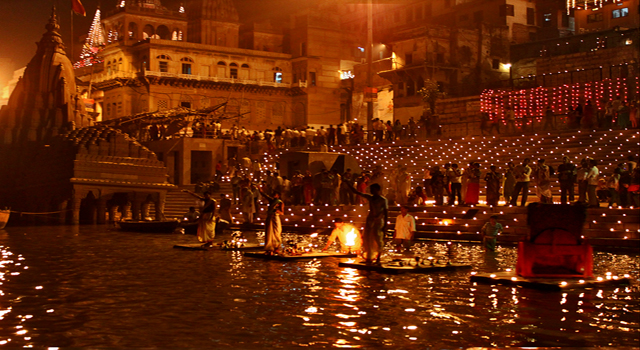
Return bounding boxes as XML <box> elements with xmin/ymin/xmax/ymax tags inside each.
<box><xmin>214</xmin><ymin>154</ymin><xmax>640</xmax><ymax>218</ymax></box>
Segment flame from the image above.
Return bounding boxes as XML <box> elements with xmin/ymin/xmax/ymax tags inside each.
<box><xmin>345</xmin><ymin>228</ymin><xmax>357</xmax><ymax>247</ymax></box>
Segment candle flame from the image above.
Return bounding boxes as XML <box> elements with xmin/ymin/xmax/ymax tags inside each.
<box><xmin>345</xmin><ymin>228</ymin><xmax>357</xmax><ymax>247</ymax></box>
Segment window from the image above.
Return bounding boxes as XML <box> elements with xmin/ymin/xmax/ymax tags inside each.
<box><xmin>612</xmin><ymin>8</ymin><xmax>628</xmax><ymax>19</ymax></box>
<box><xmin>230</xmin><ymin>63</ymin><xmax>238</xmax><ymax>79</ymax></box>
<box><xmin>180</xmin><ymin>101</ymin><xmax>191</xmax><ymax>108</ymax></box>
<box><xmin>436</xmin><ymin>53</ymin><xmax>444</xmax><ymax>64</ymax></box>
<box><xmin>240</xmin><ymin>63</ymin><xmax>250</xmax><ymax>79</ymax></box>
<box><xmin>406</xmin><ymin>79</ymin><xmax>415</xmax><ymax>96</ymax></box>
<box><xmin>543</xmin><ymin>13</ymin><xmax>553</xmax><ymax>27</ymax></box>
<box><xmin>300</xmin><ymin>42</ymin><xmax>307</xmax><ymax>56</ymax></box>
<box><xmin>216</xmin><ymin>61</ymin><xmax>226</xmax><ymax>78</ymax></box>
<box><xmin>180</xmin><ymin>57</ymin><xmax>193</xmax><ymax>75</ymax></box>
<box><xmin>500</xmin><ymin>4</ymin><xmax>515</xmax><ymax>17</ymax></box>
<box><xmin>405</xmin><ymin>53</ymin><xmax>413</xmax><ymax>65</ymax></box>
<box><xmin>274</xmin><ymin>72</ymin><xmax>283</xmax><ymax>83</ymax></box>
<box><xmin>159</xmin><ymin>61</ymin><xmax>168</xmax><ymax>72</ymax></box>
<box><xmin>309</xmin><ymin>72</ymin><xmax>316</xmax><ymax>86</ymax></box>
<box><xmin>587</xmin><ymin>12</ymin><xmax>604</xmax><ymax>23</ymax></box>
<box><xmin>156</xmin><ymin>100</ymin><xmax>167</xmax><ymax>110</ymax></box>
<box><xmin>492</xmin><ymin>59</ymin><xmax>500</xmax><ymax>70</ymax></box>
<box><xmin>397</xmin><ymin>82</ymin><xmax>404</xmax><ymax>97</ymax></box>
<box><xmin>527</xmin><ymin>8</ymin><xmax>535</xmax><ymax>25</ymax></box>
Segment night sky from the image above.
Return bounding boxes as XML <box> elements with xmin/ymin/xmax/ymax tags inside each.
<box><xmin>0</xmin><ymin>0</ymin><xmax>308</xmax><ymax>86</ymax></box>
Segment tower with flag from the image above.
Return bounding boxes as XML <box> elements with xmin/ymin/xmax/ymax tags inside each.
<box><xmin>74</xmin><ymin>8</ymin><xmax>105</xmax><ymax>68</ymax></box>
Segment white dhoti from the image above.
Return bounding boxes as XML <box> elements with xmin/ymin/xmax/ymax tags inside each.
<box><xmin>197</xmin><ymin>212</ymin><xmax>216</xmax><ymax>243</ymax></box>
<box><xmin>264</xmin><ymin>214</ymin><xmax>282</xmax><ymax>252</ymax></box>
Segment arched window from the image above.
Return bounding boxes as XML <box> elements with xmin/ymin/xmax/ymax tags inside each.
<box><xmin>128</xmin><ymin>22</ymin><xmax>138</xmax><ymax>40</ymax></box>
<box><xmin>157</xmin><ymin>55</ymin><xmax>171</xmax><ymax>72</ymax></box>
<box><xmin>142</xmin><ymin>24</ymin><xmax>155</xmax><ymax>39</ymax></box>
<box><xmin>180</xmin><ymin>57</ymin><xmax>193</xmax><ymax>75</ymax></box>
<box><xmin>273</xmin><ymin>67</ymin><xmax>283</xmax><ymax>83</ymax></box>
<box><xmin>240</xmin><ymin>63</ymin><xmax>249</xmax><ymax>79</ymax></box>
<box><xmin>229</xmin><ymin>62</ymin><xmax>238</xmax><ymax>79</ymax></box>
<box><xmin>156</xmin><ymin>25</ymin><xmax>170</xmax><ymax>40</ymax></box>
<box><xmin>216</xmin><ymin>61</ymin><xmax>226</xmax><ymax>77</ymax></box>
<box><xmin>172</xmin><ymin>29</ymin><xmax>183</xmax><ymax>41</ymax></box>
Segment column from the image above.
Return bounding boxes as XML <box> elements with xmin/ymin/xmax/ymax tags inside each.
<box><xmin>96</xmin><ymin>197</ymin><xmax>108</xmax><ymax>224</ymax></box>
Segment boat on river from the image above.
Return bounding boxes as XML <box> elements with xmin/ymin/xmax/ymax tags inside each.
<box><xmin>117</xmin><ymin>220</ymin><xmax>180</xmax><ymax>233</ymax></box>
<box><xmin>0</xmin><ymin>209</ymin><xmax>9</xmax><ymax>229</ymax></box>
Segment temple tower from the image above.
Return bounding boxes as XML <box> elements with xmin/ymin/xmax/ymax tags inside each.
<box><xmin>0</xmin><ymin>7</ymin><xmax>91</xmax><ymax>145</ymax></box>
<box><xmin>186</xmin><ymin>0</ymin><xmax>240</xmax><ymax>47</ymax></box>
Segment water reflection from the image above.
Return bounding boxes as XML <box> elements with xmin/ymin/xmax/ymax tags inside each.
<box><xmin>0</xmin><ymin>227</ymin><xmax>637</xmax><ymax>348</ymax></box>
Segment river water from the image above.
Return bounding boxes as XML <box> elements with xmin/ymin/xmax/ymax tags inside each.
<box><xmin>0</xmin><ymin>225</ymin><xmax>638</xmax><ymax>348</ymax></box>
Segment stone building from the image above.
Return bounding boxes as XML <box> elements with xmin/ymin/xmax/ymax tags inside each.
<box><xmin>0</xmin><ymin>8</ymin><xmax>174</xmax><ymax>224</ymax></box>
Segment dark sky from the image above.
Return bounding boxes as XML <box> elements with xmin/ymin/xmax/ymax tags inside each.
<box><xmin>0</xmin><ymin>0</ymin><xmax>307</xmax><ymax>85</ymax></box>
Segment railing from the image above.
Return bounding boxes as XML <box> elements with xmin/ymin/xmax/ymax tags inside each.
<box><xmin>143</xmin><ymin>71</ymin><xmax>293</xmax><ymax>88</ymax></box>
<box><xmin>91</xmin><ymin>71</ymin><xmax>137</xmax><ymax>83</ymax></box>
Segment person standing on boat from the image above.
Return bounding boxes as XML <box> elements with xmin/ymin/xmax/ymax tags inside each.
<box><xmin>481</xmin><ymin>215</ymin><xmax>503</xmax><ymax>251</ymax></box>
<box><xmin>182</xmin><ymin>190</ymin><xmax>216</xmax><ymax>246</ymax></box>
<box><xmin>259</xmin><ymin>188</ymin><xmax>284</xmax><ymax>255</ymax></box>
<box><xmin>347</xmin><ymin>182</ymin><xmax>388</xmax><ymax>265</ymax></box>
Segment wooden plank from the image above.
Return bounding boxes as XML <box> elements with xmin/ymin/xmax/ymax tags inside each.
<box><xmin>243</xmin><ymin>252</ymin><xmax>357</xmax><ymax>261</ymax></box>
<box><xmin>173</xmin><ymin>243</ymin><xmax>210</xmax><ymax>251</ymax></box>
<box><xmin>470</xmin><ymin>271</ymin><xmax>631</xmax><ymax>291</ymax></box>
<box><xmin>338</xmin><ymin>261</ymin><xmax>472</xmax><ymax>274</ymax></box>
<box><xmin>173</xmin><ymin>243</ymin><xmax>265</xmax><ymax>251</ymax></box>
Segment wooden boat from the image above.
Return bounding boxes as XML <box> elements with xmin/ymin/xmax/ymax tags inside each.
<box><xmin>0</xmin><ymin>209</ymin><xmax>9</xmax><ymax>229</ymax></box>
<box><xmin>117</xmin><ymin>220</ymin><xmax>180</xmax><ymax>233</ymax></box>
<box><xmin>244</xmin><ymin>251</ymin><xmax>357</xmax><ymax>261</ymax></box>
<box><xmin>470</xmin><ymin>271</ymin><xmax>631</xmax><ymax>291</ymax></box>
<box><xmin>339</xmin><ymin>260</ymin><xmax>472</xmax><ymax>274</ymax></box>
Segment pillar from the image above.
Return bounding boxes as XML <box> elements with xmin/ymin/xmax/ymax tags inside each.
<box><xmin>71</xmin><ymin>194</ymin><xmax>82</xmax><ymax>225</ymax></box>
<box><xmin>96</xmin><ymin>197</ymin><xmax>108</xmax><ymax>224</ymax></box>
<box><xmin>132</xmin><ymin>199</ymin><xmax>142</xmax><ymax>221</ymax></box>
<box><xmin>155</xmin><ymin>192</ymin><xmax>166</xmax><ymax>221</ymax></box>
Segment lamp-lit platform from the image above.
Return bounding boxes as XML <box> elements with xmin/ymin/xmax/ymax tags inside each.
<box><xmin>339</xmin><ymin>260</ymin><xmax>472</xmax><ymax>274</ymax></box>
<box><xmin>470</xmin><ymin>271</ymin><xmax>632</xmax><ymax>291</ymax></box>
<box><xmin>243</xmin><ymin>251</ymin><xmax>357</xmax><ymax>260</ymax></box>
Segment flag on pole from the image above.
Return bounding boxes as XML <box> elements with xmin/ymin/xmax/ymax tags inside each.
<box><xmin>72</xmin><ymin>0</ymin><xmax>86</xmax><ymax>16</ymax></box>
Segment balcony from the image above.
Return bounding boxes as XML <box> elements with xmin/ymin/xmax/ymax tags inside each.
<box><xmin>143</xmin><ymin>71</ymin><xmax>293</xmax><ymax>88</ymax></box>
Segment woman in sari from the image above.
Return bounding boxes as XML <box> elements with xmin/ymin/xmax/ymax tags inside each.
<box><xmin>464</xmin><ymin>163</ymin><xmax>481</xmax><ymax>205</ymax></box>
<box><xmin>182</xmin><ymin>190</ymin><xmax>216</xmax><ymax>246</ymax></box>
<box><xmin>259</xmin><ymin>189</ymin><xmax>284</xmax><ymax>255</ymax></box>
<box><xmin>484</xmin><ymin>166</ymin><xmax>502</xmax><ymax>207</ymax></box>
